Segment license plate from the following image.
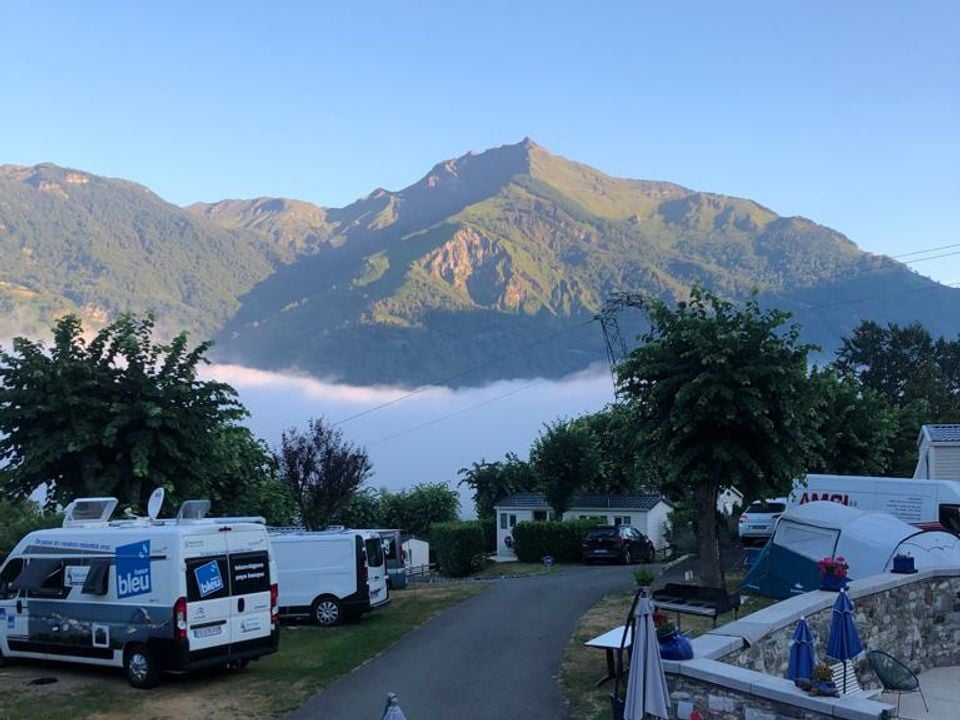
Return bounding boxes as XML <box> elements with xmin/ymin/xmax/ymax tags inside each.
<box><xmin>595</xmin><ymin>549</ymin><xmax>608</xmax><ymax>554</ymax></box>
<box><xmin>195</xmin><ymin>625</ymin><xmax>223</xmax><ymax>638</ymax></box>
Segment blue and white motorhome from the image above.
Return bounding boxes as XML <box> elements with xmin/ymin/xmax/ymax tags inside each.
<box><xmin>0</xmin><ymin>495</ymin><xmax>279</xmax><ymax>688</ymax></box>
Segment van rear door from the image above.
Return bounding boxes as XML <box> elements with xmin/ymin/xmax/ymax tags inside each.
<box><xmin>363</xmin><ymin>535</ymin><xmax>389</xmax><ymax>608</ymax></box>
<box><xmin>184</xmin><ymin>535</ymin><xmax>232</xmax><ymax>650</ymax></box>
<box><xmin>226</xmin><ymin>532</ymin><xmax>272</xmax><ymax>644</ymax></box>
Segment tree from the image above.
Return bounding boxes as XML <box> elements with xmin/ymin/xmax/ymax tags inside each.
<box><xmin>0</xmin><ymin>314</ymin><xmax>258</xmax><ymax>510</ymax></box>
<box><xmin>335</xmin><ymin>488</ymin><xmax>382</xmax><ymax>528</ymax></box>
<box><xmin>806</xmin><ymin>369</ymin><xmax>897</xmax><ymax>476</ymax></box>
<box><xmin>0</xmin><ymin>497</ymin><xmax>60</xmax><ymax>562</ymax></box>
<box><xmin>530</xmin><ymin>419</ymin><xmax>600</xmax><ymax>515</ymax></box>
<box><xmin>377</xmin><ymin>483</ymin><xmax>459</xmax><ymax>537</ymax></box>
<box><xmin>616</xmin><ymin>288</ymin><xmax>818</xmax><ymax>588</ymax></box>
<box><xmin>278</xmin><ymin>417</ymin><xmax>372</xmax><ymax>530</ymax></box>
<box><xmin>573</xmin><ymin>404</ymin><xmax>660</xmax><ymax>494</ymax></box>
<box><xmin>458</xmin><ymin>453</ymin><xmax>535</xmax><ymax>519</ymax></box>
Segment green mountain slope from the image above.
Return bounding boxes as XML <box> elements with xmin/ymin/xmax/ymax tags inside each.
<box><xmin>0</xmin><ymin>164</ymin><xmax>276</xmax><ymax>338</ymax></box>
<box><xmin>204</xmin><ymin>140</ymin><xmax>960</xmax><ymax>386</ymax></box>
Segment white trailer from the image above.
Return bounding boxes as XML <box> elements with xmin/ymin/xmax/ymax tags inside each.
<box><xmin>788</xmin><ymin>474</ymin><xmax>960</xmax><ymax>533</ymax></box>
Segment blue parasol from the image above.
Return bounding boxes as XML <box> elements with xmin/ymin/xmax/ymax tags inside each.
<box><xmin>825</xmin><ymin>588</ymin><xmax>863</xmax><ymax>693</ymax></box>
<box><xmin>381</xmin><ymin>692</ymin><xmax>408</xmax><ymax>720</ymax></box>
<box><xmin>786</xmin><ymin>616</ymin><xmax>817</xmax><ymax>683</ymax></box>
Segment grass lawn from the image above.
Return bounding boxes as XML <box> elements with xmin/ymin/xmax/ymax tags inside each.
<box><xmin>0</xmin><ymin>582</ymin><xmax>486</xmax><ymax>720</ymax></box>
<box><xmin>470</xmin><ymin>561</ymin><xmax>570</xmax><ymax>579</ymax></box>
<box><xmin>560</xmin><ymin>573</ymin><xmax>777</xmax><ymax>720</ymax></box>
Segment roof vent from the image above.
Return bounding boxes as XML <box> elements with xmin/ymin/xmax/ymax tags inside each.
<box><xmin>63</xmin><ymin>497</ymin><xmax>118</xmax><ymax>527</ymax></box>
<box><xmin>177</xmin><ymin>499</ymin><xmax>211</xmax><ymax>522</ymax></box>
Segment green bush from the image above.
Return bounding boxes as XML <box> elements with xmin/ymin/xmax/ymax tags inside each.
<box><xmin>479</xmin><ymin>518</ymin><xmax>497</xmax><ymax>554</ymax></box>
<box><xmin>431</xmin><ymin>521</ymin><xmax>486</xmax><ymax>577</ymax></box>
<box><xmin>512</xmin><ymin>519</ymin><xmax>596</xmax><ymax>563</ymax></box>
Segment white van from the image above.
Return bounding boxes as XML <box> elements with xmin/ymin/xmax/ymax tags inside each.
<box><xmin>789</xmin><ymin>474</ymin><xmax>960</xmax><ymax>533</ymax></box>
<box><xmin>0</xmin><ymin>495</ymin><xmax>279</xmax><ymax>688</ymax></box>
<box><xmin>270</xmin><ymin>528</ymin><xmax>389</xmax><ymax>626</ymax></box>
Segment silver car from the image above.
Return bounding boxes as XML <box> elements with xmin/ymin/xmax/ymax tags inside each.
<box><xmin>738</xmin><ymin>498</ymin><xmax>787</xmax><ymax>545</ymax></box>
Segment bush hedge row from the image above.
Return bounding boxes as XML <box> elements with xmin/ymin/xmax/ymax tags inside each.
<box><xmin>511</xmin><ymin>519</ymin><xmax>597</xmax><ymax>563</ymax></box>
<box><xmin>431</xmin><ymin>521</ymin><xmax>486</xmax><ymax>577</ymax></box>
<box><xmin>480</xmin><ymin>518</ymin><xmax>497</xmax><ymax>553</ymax></box>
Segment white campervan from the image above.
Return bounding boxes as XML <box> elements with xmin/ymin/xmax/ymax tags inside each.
<box><xmin>789</xmin><ymin>474</ymin><xmax>960</xmax><ymax>533</ymax></box>
<box><xmin>0</xmin><ymin>494</ymin><xmax>279</xmax><ymax>688</ymax></box>
<box><xmin>270</xmin><ymin>528</ymin><xmax>389</xmax><ymax>626</ymax></box>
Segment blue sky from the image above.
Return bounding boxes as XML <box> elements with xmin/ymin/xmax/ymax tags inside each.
<box><xmin>2</xmin><ymin>1</ymin><xmax>958</xmax><ymax>282</ymax></box>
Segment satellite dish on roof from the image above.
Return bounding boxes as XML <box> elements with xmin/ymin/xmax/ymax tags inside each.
<box><xmin>147</xmin><ymin>488</ymin><xmax>165</xmax><ymax>521</ymax></box>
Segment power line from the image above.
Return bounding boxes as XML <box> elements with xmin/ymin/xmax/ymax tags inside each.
<box><xmin>331</xmin><ymin>317</ymin><xmax>596</xmax><ymax>426</ymax></box>
<box><xmin>365</xmin><ymin>378</ymin><xmax>545</xmax><ymax>447</ymax></box>
<box><xmin>892</xmin><ymin>242</ymin><xmax>960</xmax><ymax>259</ymax></box>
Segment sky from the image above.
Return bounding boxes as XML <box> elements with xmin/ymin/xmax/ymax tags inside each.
<box><xmin>2</xmin><ymin>2</ymin><xmax>958</xmax><ymax>509</ymax></box>
<box><xmin>2</xmin><ymin>2</ymin><xmax>958</xmax><ymax>283</ymax></box>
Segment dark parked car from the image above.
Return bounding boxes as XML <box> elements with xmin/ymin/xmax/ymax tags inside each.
<box><xmin>582</xmin><ymin>525</ymin><xmax>655</xmax><ymax>564</ymax></box>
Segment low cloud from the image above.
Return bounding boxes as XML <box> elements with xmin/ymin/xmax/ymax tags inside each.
<box><xmin>206</xmin><ymin>363</ymin><xmax>617</xmax><ymax>517</ymax></box>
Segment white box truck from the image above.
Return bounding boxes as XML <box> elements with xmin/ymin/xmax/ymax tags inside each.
<box><xmin>270</xmin><ymin>528</ymin><xmax>389</xmax><ymax>626</ymax></box>
<box><xmin>0</xmin><ymin>494</ymin><xmax>279</xmax><ymax>688</ymax></box>
<box><xmin>789</xmin><ymin>474</ymin><xmax>960</xmax><ymax>533</ymax></box>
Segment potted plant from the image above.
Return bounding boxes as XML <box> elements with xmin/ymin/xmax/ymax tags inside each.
<box><xmin>811</xmin><ymin>661</ymin><xmax>838</xmax><ymax>696</ymax></box>
<box><xmin>892</xmin><ymin>552</ymin><xmax>916</xmax><ymax>574</ymax></box>
<box><xmin>634</xmin><ymin>568</ymin><xmax>655</xmax><ymax>588</ymax></box>
<box><xmin>654</xmin><ymin>611</ymin><xmax>694</xmax><ymax>660</ymax></box>
<box><xmin>817</xmin><ymin>556</ymin><xmax>849</xmax><ymax>591</ymax></box>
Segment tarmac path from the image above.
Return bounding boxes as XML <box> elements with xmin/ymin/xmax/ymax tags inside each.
<box><xmin>289</xmin><ymin>564</ymin><xmax>641</xmax><ymax>720</ymax></box>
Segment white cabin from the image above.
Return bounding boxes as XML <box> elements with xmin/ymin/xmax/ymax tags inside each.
<box><xmin>913</xmin><ymin>424</ymin><xmax>960</xmax><ymax>481</ymax></box>
<box><xmin>493</xmin><ymin>493</ymin><xmax>673</xmax><ymax>559</ymax></box>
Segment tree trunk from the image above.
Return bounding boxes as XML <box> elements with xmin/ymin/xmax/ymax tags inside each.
<box><xmin>695</xmin><ymin>479</ymin><xmax>725</xmax><ymax>589</ymax></box>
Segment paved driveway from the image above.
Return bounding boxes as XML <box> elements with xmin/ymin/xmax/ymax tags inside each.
<box><xmin>290</xmin><ymin>564</ymin><xmax>640</xmax><ymax>720</ymax></box>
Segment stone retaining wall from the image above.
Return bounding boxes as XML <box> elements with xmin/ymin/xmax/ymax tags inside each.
<box><xmin>670</xmin><ymin>676</ymin><xmax>837</xmax><ymax>720</ymax></box>
<box><xmin>723</xmin><ymin>576</ymin><xmax>960</xmax><ymax>689</ymax></box>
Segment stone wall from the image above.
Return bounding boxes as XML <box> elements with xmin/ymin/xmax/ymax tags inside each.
<box><xmin>670</xmin><ymin>676</ymin><xmax>837</xmax><ymax>720</ymax></box>
<box><xmin>723</xmin><ymin>576</ymin><xmax>960</xmax><ymax>688</ymax></box>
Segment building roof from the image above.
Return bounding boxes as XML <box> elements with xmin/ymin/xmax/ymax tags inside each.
<box><xmin>920</xmin><ymin>424</ymin><xmax>960</xmax><ymax>444</ymax></box>
<box><xmin>495</xmin><ymin>492</ymin><xmax>668</xmax><ymax>511</ymax></box>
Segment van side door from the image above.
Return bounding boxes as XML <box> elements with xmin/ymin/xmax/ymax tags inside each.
<box><xmin>185</xmin><ymin>543</ymin><xmax>232</xmax><ymax>650</ymax></box>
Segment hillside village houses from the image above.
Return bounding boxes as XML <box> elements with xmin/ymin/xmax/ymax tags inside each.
<box><xmin>494</xmin><ymin>493</ymin><xmax>673</xmax><ymax>560</ymax></box>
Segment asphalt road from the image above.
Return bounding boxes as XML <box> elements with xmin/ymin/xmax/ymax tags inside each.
<box><xmin>289</xmin><ymin>564</ymin><xmax>640</xmax><ymax>720</ymax></box>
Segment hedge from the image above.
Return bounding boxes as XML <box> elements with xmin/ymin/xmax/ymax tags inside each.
<box><xmin>479</xmin><ymin>517</ymin><xmax>497</xmax><ymax>554</ymax></box>
<box><xmin>511</xmin><ymin>519</ymin><xmax>597</xmax><ymax>563</ymax></box>
<box><xmin>431</xmin><ymin>521</ymin><xmax>486</xmax><ymax>577</ymax></box>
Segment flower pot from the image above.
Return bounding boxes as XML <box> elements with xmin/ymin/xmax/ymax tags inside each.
<box><xmin>814</xmin><ymin>680</ymin><xmax>838</xmax><ymax>696</ymax></box>
<box><xmin>892</xmin><ymin>556</ymin><xmax>917</xmax><ymax>574</ymax></box>
<box><xmin>658</xmin><ymin>630</ymin><xmax>694</xmax><ymax>660</ymax></box>
<box><xmin>820</xmin><ymin>574</ymin><xmax>847</xmax><ymax>591</ymax></box>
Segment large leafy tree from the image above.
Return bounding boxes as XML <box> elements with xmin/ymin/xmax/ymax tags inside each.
<box><xmin>458</xmin><ymin>453</ymin><xmax>535</xmax><ymax>519</ymax></box>
<box><xmin>278</xmin><ymin>417</ymin><xmax>373</xmax><ymax>530</ymax></box>
<box><xmin>530</xmin><ymin>419</ymin><xmax>600</xmax><ymax>515</ymax></box>
<box><xmin>573</xmin><ymin>403</ymin><xmax>660</xmax><ymax>494</ymax></box>
<box><xmin>616</xmin><ymin>288</ymin><xmax>818</xmax><ymax>588</ymax></box>
<box><xmin>377</xmin><ymin>483</ymin><xmax>460</xmax><ymax>537</ymax></box>
<box><xmin>806</xmin><ymin>369</ymin><xmax>897</xmax><ymax>476</ymax></box>
<box><xmin>0</xmin><ymin>314</ymin><xmax>262</xmax><ymax>510</ymax></box>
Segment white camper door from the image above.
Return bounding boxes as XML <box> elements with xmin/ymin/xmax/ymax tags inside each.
<box><xmin>226</xmin><ymin>532</ymin><xmax>272</xmax><ymax>643</ymax></box>
<box><xmin>185</xmin><ymin>535</ymin><xmax>233</xmax><ymax>651</ymax></box>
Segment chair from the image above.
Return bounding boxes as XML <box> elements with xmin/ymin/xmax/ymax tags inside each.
<box><xmin>866</xmin><ymin>650</ymin><xmax>929</xmax><ymax>717</ymax></box>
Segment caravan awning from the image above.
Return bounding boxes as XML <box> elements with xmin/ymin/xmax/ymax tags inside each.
<box><xmin>12</xmin><ymin>558</ymin><xmax>61</xmax><ymax>591</ymax></box>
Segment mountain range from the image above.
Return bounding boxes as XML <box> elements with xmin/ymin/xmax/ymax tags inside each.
<box><xmin>2</xmin><ymin>140</ymin><xmax>958</xmax><ymax>386</ymax></box>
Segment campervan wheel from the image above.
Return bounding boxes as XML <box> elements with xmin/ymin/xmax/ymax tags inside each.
<box><xmin>124</xmin><ymin>644</ymin><xmax>159</xmax><ymax>689</ymax></box>
<box><xmin>312</xmin><ymin>596</ymin><xmax>343</xmax><ymax>626</ymax></box>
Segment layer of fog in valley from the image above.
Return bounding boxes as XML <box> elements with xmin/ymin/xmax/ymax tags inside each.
<box><xmin>207</xmin><ymin>364</ymin><xmax>617</xmax><ymax>518</ymax></box>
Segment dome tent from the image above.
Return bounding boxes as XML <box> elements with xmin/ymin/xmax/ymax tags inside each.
<box><xmin>741</xmin><ymin>501</ymin><xmax>960</xmax><ymax>599</ymax></box>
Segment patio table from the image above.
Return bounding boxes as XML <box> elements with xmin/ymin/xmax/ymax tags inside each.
<box><xmin>584</xmin><ymin>624</ymin><xmax>633</xmax><ymax>687</ymax></box>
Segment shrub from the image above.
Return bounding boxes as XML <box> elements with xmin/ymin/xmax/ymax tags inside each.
<box><xmin>0</xmin><ymin>497</ymin><xmax>60</xmax><ymax>563</ymax></box>
<box><xmin>512</xmin><ymin>519</ymin><xmax>596</xmax><ymax>563</ymax></box>
<box><xmin>431</xmin><ymin>521</ymin><xmax>486</xmax><ymax>577</ymax></box>
<box><xmin>479</xmin><ymin>517</ymin><xmax>497</xmax><ymax>554</ymax></box>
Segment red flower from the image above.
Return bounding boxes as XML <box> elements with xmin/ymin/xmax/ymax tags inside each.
<box><xmin>818</xmin><ymin>556</ymin><xmax>849</xmax><ymax>578</ymax></box>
